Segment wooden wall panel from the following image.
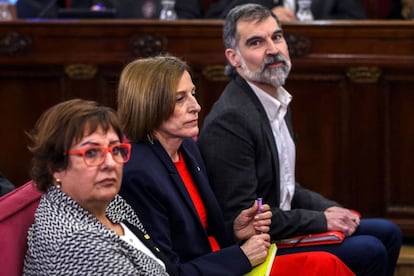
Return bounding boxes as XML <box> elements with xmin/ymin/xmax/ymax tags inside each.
<box><xmin>389</xmin><ymin>84</ymin><xmax>414</xmax><ymax>206</ymax></box>
<box><xmin>0</xmin><ymin>68</ymin><xmax>63</xmax><ymax>186</ymax></box>
<box><xmin>286</xmin><ymin>76</ymin><xmax>345</xmax><ymax>202</ymax></box>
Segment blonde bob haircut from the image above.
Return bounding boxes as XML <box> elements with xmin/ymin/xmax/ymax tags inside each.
<box><xmin>117</xmin><ymin>56</ymin><xmax>190</xmax><ymax>143</ymax></box>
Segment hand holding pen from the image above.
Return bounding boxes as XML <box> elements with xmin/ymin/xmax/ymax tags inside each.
<box><xmin>257</xmin><ymin>197</ymin><xmax>263</xmax><ymax>214</ymax></box>
<box><xmin>257</xmin><ymin>198</ymin><xmax>264</xmax><ymax>234</ymax></box>
<box><xmin>233</xmin><ymin>198</ymin><xmax>272</xmax><ymax>241</ymax></box>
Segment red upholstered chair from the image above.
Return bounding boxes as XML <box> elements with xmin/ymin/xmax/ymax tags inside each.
<box><xmin>0</xmin><ymin>180</ymin><xmax>42</xmax><ymax>276</ymax></box>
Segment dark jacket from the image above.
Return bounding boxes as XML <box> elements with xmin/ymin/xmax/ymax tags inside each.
<box><xmin>198</xmin><ymin>75</ymin><xmax>339</xmax><ymax>240</ymax></box>
<box><xmin>0</xmin><ymin>172</ymin><xmax>14</xmax><ymax>197</ymax></box>
<box><xmin>120</xmin><ymin>138</ymin><xmax>252</xmax><ymax>276</ymax></box>
<box><xmin>205</xmin><ymin>0</ymin><xmax>366</xmax><ymax>19</ymax></box>
<box><xmin>17</xmin><ymin>0</ymin><xmax>202</xmax><ymax>19</ymax></box>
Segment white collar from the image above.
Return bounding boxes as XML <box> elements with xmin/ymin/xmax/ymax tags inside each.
<box><xmin>247</xmin><ymin>81</ymin><xmax>292</xmax><ymax>122</ymax></box>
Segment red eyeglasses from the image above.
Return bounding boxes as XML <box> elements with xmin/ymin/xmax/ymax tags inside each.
<box><xmin>68</xmin><ymin>143</ymin><xmax>131</xmax><ymax>167</ymax></box>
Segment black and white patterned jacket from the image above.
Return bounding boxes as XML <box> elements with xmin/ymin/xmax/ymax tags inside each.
<box><xmin>23</xmin><ymin>187</ymin><xmax>169</xmax><ymax>275</ymax></box>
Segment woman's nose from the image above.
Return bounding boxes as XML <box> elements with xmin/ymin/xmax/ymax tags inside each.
<box><xmin>190</xmin><ymin>97</ymin><xmax>201</xmax><ymax>113</ymax></box>
<box><xmin>102</xmin><ymin>151</ymin><xmax>117</xmax><ymax>167</ymax></box>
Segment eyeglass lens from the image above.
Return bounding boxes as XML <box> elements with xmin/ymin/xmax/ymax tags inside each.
<box><xmin>84</xmin><ymin>145</ymin><xmax>129</xmax><ymax>166</ymax></box>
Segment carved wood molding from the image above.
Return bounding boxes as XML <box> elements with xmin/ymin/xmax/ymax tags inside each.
<box><xmin>346</xmin><ymin>66</ymin><xmax>382</xmax><ymax>83</ymax></box>
<box><xmin>202</xmin><ymin>65</ymin><xmax>229</xmax><ymax>82</ymax></box>
<box><xmin>64</xmin><ymin>64</ymin><xmax>98</xmax><ymax>80</ymax></box>
<box><xmin>0</xmin><ymin>32</ymin><xmax>32</xmax><ymax>56</ymax></box>
<box><xmin>129</xmin><ymin>34</ymin><xmax>167</xmax><ymax>57</ymax></box>
<box><xmin>285</xmin><ymin>34</ymin><xmax>312</xmax><ymax>58</ymax></box>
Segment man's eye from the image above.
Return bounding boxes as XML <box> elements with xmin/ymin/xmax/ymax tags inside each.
<box><xmin>248</xmin><ymin>39</ymin><xmax>261</xmax><ymax>47</ymax></box>
<box><xmin>273</xmin><ymin>34</ymin><xmax>283</xmax><ymax>41</ymax></box>
<box><xmin>85</xmin><ymin>148</ymin><xmax>99</xmax><ymax>158</ymax></box>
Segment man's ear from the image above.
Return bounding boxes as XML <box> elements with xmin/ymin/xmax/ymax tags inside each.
<box><xmin>225</xmin><ymin>48</ymin><xmax>240</xmax><ymax>67</ymax></box>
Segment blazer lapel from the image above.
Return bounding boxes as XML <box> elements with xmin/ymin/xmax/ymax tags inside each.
<box><xmin>149</xmin><ymin>141</ymin><xmax>202</xmax><ymax>224</ymax></box>
<box><xmin>179</xmin><ymin>142</ymin><xmax>230</xmax><ymax>246</ymax></box>
<box><xmin>235</xmin><ymin>75</ymin><xmax>281</xmax><ymax>180</ymax></box>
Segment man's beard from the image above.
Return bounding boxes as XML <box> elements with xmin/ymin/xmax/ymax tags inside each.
<box><xmin>239</xmin><ymin>54</ymin><xmax>292</xmax><ymax>88</ymax></box>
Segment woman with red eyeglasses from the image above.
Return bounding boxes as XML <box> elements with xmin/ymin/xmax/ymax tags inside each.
<box><xmin>23</xmin><ymin>99</ymin><xmax>172</xmax><ymax>275</ymax></box>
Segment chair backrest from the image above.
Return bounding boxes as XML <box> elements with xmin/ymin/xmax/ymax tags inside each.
<box><xmin>0</xmin><ymin>180</ymin><xmax>42</xmax><ymax>276</ymax></box>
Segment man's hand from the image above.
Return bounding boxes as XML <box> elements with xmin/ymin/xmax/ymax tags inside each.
<box><xmin>324</xmin><ymin>206</ymin><xmax>360</xmax><ymax>236</ymax></box>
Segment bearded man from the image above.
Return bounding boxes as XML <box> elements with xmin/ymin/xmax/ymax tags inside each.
<box><xmin>198</xmin><ymin>4</ymin><xmax>402</xmax><ymax>276</ymax></box>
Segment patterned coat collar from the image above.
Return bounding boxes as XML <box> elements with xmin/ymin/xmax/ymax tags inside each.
<box><xmin>46</xmin><ymin>186</ymin><xmax>147</xmax><ymax>234</ymax></box>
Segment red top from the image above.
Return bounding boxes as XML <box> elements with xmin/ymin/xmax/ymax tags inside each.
<box><xmin>174</xmin><ymin>152</ymin><xmax>220</xmax><ymax>252</ymax></box>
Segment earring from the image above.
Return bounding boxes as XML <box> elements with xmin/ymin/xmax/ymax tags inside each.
<box><xmin>55</xmin><ymin>178</ymin><xmax>61</xmax><ymax>189</ymax></box>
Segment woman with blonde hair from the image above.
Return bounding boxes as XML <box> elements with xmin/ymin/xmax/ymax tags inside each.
<box><xmin>117</xmin><ymin>55</ymin><xmax>355</xmax><ymax>276</ymax></box>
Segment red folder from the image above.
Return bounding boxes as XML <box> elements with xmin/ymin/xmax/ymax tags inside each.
<box><xmin>275</xmin><ymin>210</ymin><xmax>360</xmax><ymax>248</ymax></box>
<box><xmin>275</xmin><ymin>231</ymin><xmax>345</xmax><ymax>248</ymax></box>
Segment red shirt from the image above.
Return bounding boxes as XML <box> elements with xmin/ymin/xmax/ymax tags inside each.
<box><xmin>174</xmin><ymin>152</ymin><xmax>220</xmax><ymax>252</ymax></box>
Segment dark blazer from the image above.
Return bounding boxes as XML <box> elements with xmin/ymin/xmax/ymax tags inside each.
<box><xmin>17</xmin><ymin>0</ymin><xmax>201</xmax><ymax>19</ymax></box>
<box><xmin>205</xmin><ymin>0</ymin><xmax>366</xmax><ymax>19</ymax></box>
<box><xmin>120</xmin><ymin>138</ymin><xmax>252</xmax><ymax>276</ymax></box>
<box><xmin>198</xmin><ymin>75</ymin><xmax>339</xmax><ymax>240</ymax></box>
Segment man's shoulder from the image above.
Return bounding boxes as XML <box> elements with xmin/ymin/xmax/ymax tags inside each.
<box><xmin>209</xmin><ymin>78</ymin><xmax>256</xmax><ymax>111</ymax></box>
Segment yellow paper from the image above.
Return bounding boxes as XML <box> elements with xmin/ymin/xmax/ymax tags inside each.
<box><xmin>244</xmin><ymin>243</ymin><xmax>277</xmax><ymax>276</ymax></box>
